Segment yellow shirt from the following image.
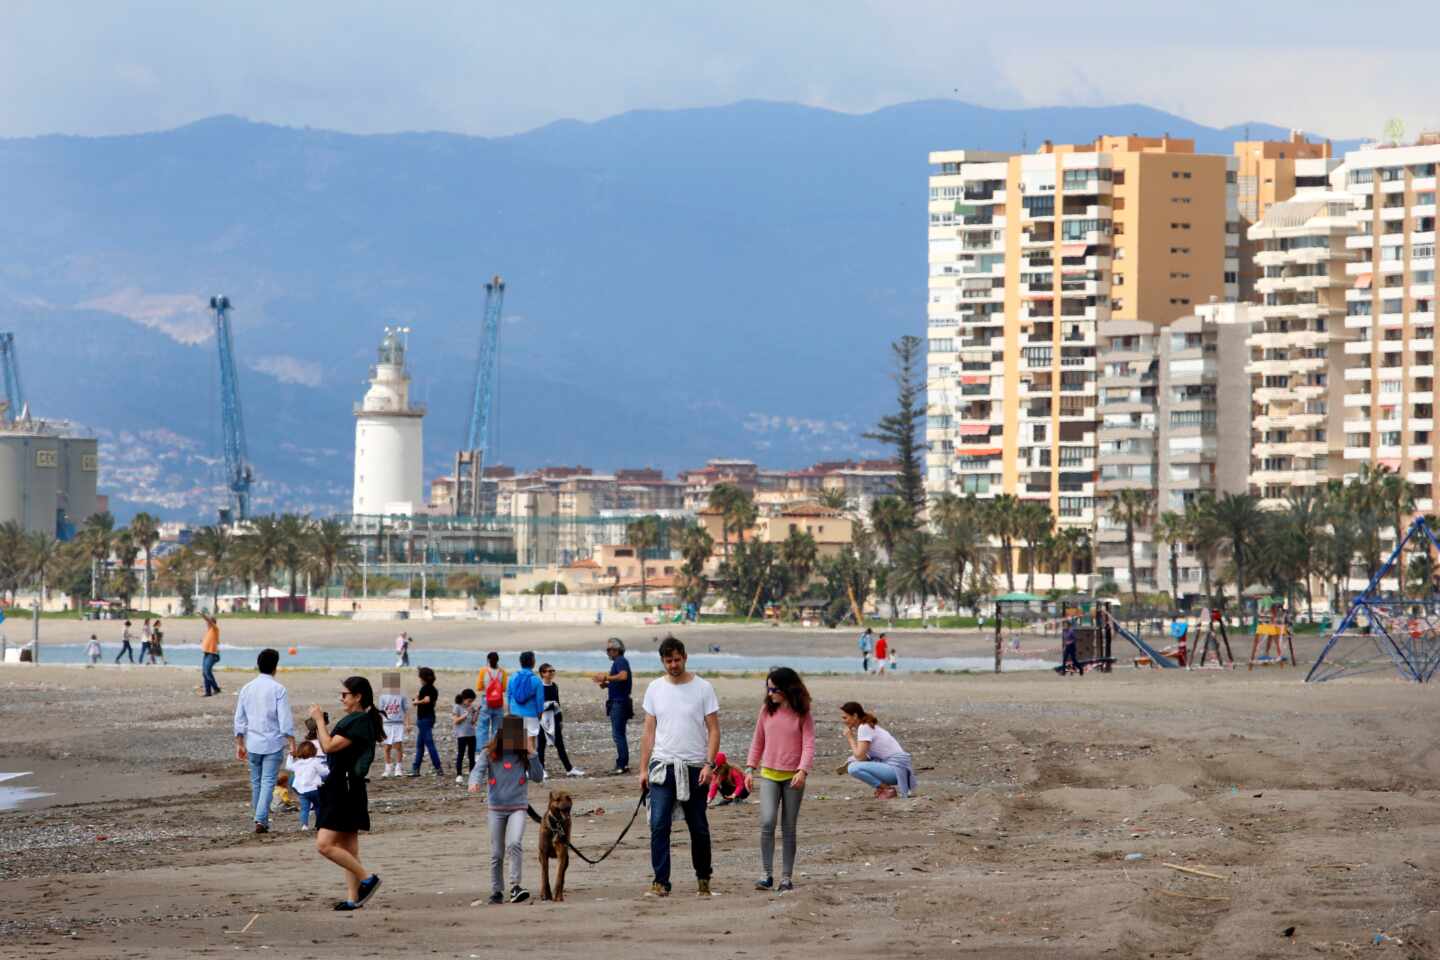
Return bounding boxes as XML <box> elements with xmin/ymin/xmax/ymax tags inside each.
<box><xmin>760</xmin><ymin>767</ymin><xmax>795</xmax><ymax>782</ymax></box>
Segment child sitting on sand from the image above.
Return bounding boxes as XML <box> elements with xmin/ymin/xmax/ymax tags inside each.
<box><xmin>288</xmin><ymin>740</ymin><xmax>328</xmax><ymax>830</ymax></box>
<box><xmin>471</xmin><ymin>716</ymin><xmax>543</xmax><ymax>904</ymax></box>
<box><xmin>707</xmin><ymin>752</ymin><xmax>750</xmax><ymax>806</ymax></box>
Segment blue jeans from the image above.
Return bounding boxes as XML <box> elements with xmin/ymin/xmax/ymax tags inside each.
<box><xmin>412</xmin><ymin>717</ymin><xmax>441</xmax><ymax>773</ymax></box>
<box><xmin>201</xmin><ymin>653</ymin><xmax>221</xmax><ymax>695</ymax></box>
<box><xmin>477</xmin><ymin>706</ymin><xmax>503</xmax><ymax>750</ymax></box>
<box><xmin>847</xmin><ymin>760</ymin><xmax>898</xmax><ymax>789</ymax></box>
<box><xmin>247</xmin><ymin>750</ymin><xmax>283</xmax><ymax>826</ymax></box>
<box><xmin>647</xmin><ymin>764</ymin><xmax>711</xmax><ymax>888</ymax></box>
<box><xmin>609</xmin><ymin>703</ymin><xmax>630</xmax><ymax>771</ymax></box>
<box><xmin>298</xmin><ymin>789</ymin><xmax>319</xmax><ymax>828</ymax></box>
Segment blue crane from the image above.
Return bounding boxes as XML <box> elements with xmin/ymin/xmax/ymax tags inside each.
<box><xmin>462</xmin><ymin>275</ymin><xmax>507</xmax><ymax>471</ymax></box>
<box><xmin>0</xmin><ymin>332</ymin><xmax>23</xmax><ymax>422</ymax></box>
<box><xmin>210</xmin><ymin>295</ymin><xmax>254</xmax><ymax>523</ymax></box>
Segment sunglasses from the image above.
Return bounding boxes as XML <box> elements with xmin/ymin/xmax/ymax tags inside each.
<box><xmin>766</xmin><ymin>685</ymin><xmax>781</xmax><ymax>693</ymax></box>
<box><xmin>338</xmin><ymin>690</ymin><xmax>356</xmax><ymax>698</ymax></box>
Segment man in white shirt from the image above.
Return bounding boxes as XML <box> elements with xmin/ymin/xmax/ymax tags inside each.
<box><xmin>639</xmin><ymin>635</ymin><xmax>720</xmax><ymax>897</ymax></box>
<box><xmin>233</xmin><ymin>648</ymin><xmax>295</xmax><ymax>833</ymax></box>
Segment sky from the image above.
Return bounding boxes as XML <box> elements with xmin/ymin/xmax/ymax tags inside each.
<box><xmin>1</xmin><ymin>1</ymin><xmax>1435</xmax><ymax>142</ymax></box>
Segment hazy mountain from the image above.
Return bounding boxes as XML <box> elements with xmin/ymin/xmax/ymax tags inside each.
<box><xmin>0</xmin><ymin>100</ymin><xmax>1359</xmax><ymax>520</ymax></box>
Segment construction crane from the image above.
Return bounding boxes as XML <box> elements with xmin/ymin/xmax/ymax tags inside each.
<box><xmin>0</xmin><ymin>332</ymin><xmax>23</xmax><ymax>422</ymax></box>
<box><xmin>457</xmin><ymin>276</ymin><xmax>505</xmax><ymax>514</ymax></box>
<box><xmin>210</xmin><ymin>296</ymin><xmax>254</xmax><ymax>524</ymax></box>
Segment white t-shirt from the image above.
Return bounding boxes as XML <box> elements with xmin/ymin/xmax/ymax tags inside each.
<box><xmin>858</xmin><ymin>724</ymin><xmax>904</xmax><ymax>762</ymax></box>
<box><xmin>642</xmin><ymin>675</ymin><xmax>720</xmax><ymax>764</ymax></box>
<box><xmin>378</xmin><ymin>692</ymin><xmax>407</xmax><ymax>725</ymax></box>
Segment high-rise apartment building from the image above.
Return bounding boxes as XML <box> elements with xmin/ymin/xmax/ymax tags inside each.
<box><xmin>1338</xmin><ymin>140</ymin><xmax>1440</xmax><ymax>513</ymax></box>
<box><xmin>927</xmin><ymin>136</ymin><xmax>1239</xmax><ymax>549</ymax></box>
<box><xmin>1233</xmin><ymin>132</ymin><xmax>1336</xmax><ymax>301</ymax></box>
<box><xmin>1246</xmin><ymin>188</ymin><xmax>1358</xmax><ymax>507</ymax></box>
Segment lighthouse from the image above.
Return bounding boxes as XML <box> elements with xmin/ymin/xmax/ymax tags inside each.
<box><xmin>352</xmin><ymin>326</ymin><xmax>425</xmax><ymax>517</ymax></box>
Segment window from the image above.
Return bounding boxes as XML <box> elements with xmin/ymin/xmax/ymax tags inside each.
<box><xmin>1224</xmin><ymin>271</ymin><xmax>1238</xmax><ymax>284</ymax></box>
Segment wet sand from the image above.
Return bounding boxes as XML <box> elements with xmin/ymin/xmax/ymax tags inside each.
<box><xmin>1</xmin><ymin>629</ymin><xmax>1438</xmax><ymax>959</ymax></box>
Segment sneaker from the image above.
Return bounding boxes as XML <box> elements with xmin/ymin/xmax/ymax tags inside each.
<box><xmin>333</xmin><ymin>900</ymin><xmax>360</xmax><ymax>911</ymax></box>
<box><xmin>406</xmin><ymin>770</ymin><xmax>420</xmax><ymax>778</ymax></box>
<box><xmin>381</xmin><ymin>765</ymin><xmax>392</xmax><ymax>778</ymax></box>
<box><xmin>254</xmin><ymin>822</ymin><xmax>269</xmax><ymax>834</ymax></box>
<box><xmin>300</xmin><ymin>825</ymin><xmax>310</xmax><ymax>832</ymax></box>
<box><xmin>508</xmin><ymin>885</ymin><xmax>530</xmax><ymax>904</ymax></box>
<box><xmin>455</xmin><ymin>774</ymin><xmax>464</xmax><ymax>784</ymax></box>
<box><xmin>754</xmin><ymin>876</ymin><xmax>773</xmax><ymax>891</ymax></box>
<box><xmin>486</xmin><ymin>892</ymin><xmax>504</xmax><ymax>905</ymax></box>
<box><xmin>355</xmin><ymin>874</ymin><xmax>381</xmax><ymax>906</ymax></box>
<box><xmin>648</xmin><ymin>881</ymin><xmax>671</xmax><ymax>898</ymax></box>
<box><xmin>777</xmin><ymin>879</ymin><xmax>794</xmax><ymax>893</ymax></box>
<box><xmin>612</xmin><ymin>767</ymin><xmax>630</xmax><ymax>776</ymax></box>
<box><xmin>567</xmin><ymin>767</ymin><xmax>586</xmax><ymax>777</ymax></box>
<box><xmin>696</xmin><ymin>879</ymin><xmax>712</xmax><ymax>897</ymax></box>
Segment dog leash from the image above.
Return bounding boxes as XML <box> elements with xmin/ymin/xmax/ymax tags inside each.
<box><xmin>527</xmin><ymin>785</ymin><xmax>649</xmax><ymax>867</ymax></box>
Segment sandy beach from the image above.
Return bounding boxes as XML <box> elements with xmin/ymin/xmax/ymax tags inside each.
<box><xmin>1</xmin><ymin>621</ymin><xmax>1438</xmax><ymax>959</ymax></box>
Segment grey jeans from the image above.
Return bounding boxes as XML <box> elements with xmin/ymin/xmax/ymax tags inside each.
<box><xmin>759</xmin><ymin>777</ymin><xmax>805</xmax><ymax>880</ymax></box>
<box><xmin>489</xmin><ymin>809</ymin><xmax>526</xmax><ymax>893</ymax></box>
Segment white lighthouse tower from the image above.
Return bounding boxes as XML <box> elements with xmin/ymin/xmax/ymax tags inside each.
<box><xmin>352</xmin><ymin>326</ymin><xmax>425</xmax><ymax>517</ymax></box>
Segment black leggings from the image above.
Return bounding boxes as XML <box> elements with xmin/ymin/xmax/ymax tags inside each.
<box><xmin>537</xmin><ymin>713</ymin><xmax>573</xmax><ymax>772</ymax></box>
<box><xmin>455</xmin><ymin>735</ymin><xmax>476</xmax><ymax>774</ymax></box>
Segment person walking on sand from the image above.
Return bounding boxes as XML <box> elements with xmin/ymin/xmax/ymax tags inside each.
<box><xmin>85</xmin><ymin>634</ymin><xmax>102</xmax><ymax>666</ymax></box>
<box><xmin>308</xmin><ymin>677</ymin><xmax>383</xmax><ymax>911</ymax></box>
<box><xmin>506</xmin><ymin>652</ymin><xmax>544</xmax><ymax>752</ymax></box>
<box><xmin>475</xmin><ymin>652</ymin><xmax>507</xmax><ymax>750</ymax></box>
<box><xmin>639</xmin><ymin>635</ymin><xmax>720</xmax><ymax>897</ymax></box>
<box><xmin>394</xmin><ymin>632</ymin><xmax>411</xmax><ymax>668</ymax></box>
<box><xmin>473</xmin><ymin>716</ymin><xmax>544</xmax><ymax>904</ymax></box>
<box><xmin>234</xmin><ymin>648</ymin><xmax>296</xmax><ymax>834</ymax></box>
<box><xmin>857</xmin><ymin>628</ymin><xmax>874</xmax><ymax>673</ymax></box>
<box><xmin>200</xmin><ymin>613</ymin><xmax>222</xmax><ymax>696</ymax></box>
<box><xmin>873</xmin><ymin>633</ymin><xmax>889</xmax><ymax>675</ymax></box>
<box><xmin>536</xmin><ymin>662</ymin><xmax>583</xmax><ymax>777</ymax></box>
<box><xmin>150</xmin><ymin>619</ymin><xmax>167</xmax><ymax>665</ymax></box>
<box><xmin>839</xmin><ymin>701</ymin><xmax>916</xmax><ymax>799</ymax></box>
<box><xmin>137</xmin><ymin>618</ymin><xmax>153</xmax><ymax>665</ymax></box>
<box><xmin>745</xmin><ymin>667</ymin><xmax>815</xmax><ymax>893</ymax></box>
<box><xmin>592</xmin><ymin>638</ymin><xmax>633</xmax><ymax>775</ymax></box>
<box><xmin>409</xmin><ymin>666</ymin><xmax>443</xmax><ymax>777</ymax></box>
<box><xmin>114</xmin><ymin>620</ymin><xmax>136</xmax><ymax>664</ymax></box>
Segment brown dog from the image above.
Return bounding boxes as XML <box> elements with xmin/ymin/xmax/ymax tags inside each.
<box><xmin>538</xmin><ymin>789</ymin><xmax>573</xmax><ymax>901</ymax></box>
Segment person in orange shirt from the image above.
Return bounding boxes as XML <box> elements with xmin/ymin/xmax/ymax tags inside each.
<box><xmin>201</xmin><ymin>613</ymin><xmax>222</xmax><ymax>697</ymax></box>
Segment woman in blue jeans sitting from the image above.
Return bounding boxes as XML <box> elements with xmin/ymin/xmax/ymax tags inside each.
<box><xmin>840</xmin><ymin>701</ymin><xmax>917</xmax><ymax>799</ymax></box>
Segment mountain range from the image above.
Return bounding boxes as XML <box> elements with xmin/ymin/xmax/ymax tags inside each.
<box><xmin>0</xmin><ymin>100</ymin><xmax>1360</xmax><ymax>520</ymax></box>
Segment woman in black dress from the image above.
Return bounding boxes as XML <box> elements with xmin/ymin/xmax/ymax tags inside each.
<box><xmin>308</xmin><ymin>676</ymin><xmax>384</xmax><ymax>910</ymax></box>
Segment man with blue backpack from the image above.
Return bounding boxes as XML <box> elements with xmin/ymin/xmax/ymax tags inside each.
<box><xmin>507</xmin><ymin>651</ymin><xmax>546</xmax><ymax>751</ymax></box>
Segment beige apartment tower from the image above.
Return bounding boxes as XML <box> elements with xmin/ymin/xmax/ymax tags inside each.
<box><xmin>1233</xmin><ymin>132</ymin><xmax>1336</xmax><ymax>301</ymax></box>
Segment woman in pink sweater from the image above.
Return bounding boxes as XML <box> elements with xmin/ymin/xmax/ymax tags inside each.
<box><xmin>744</xmin><ymin>667</ymin><xmax>815</xmax><ymax>893</ymax></box>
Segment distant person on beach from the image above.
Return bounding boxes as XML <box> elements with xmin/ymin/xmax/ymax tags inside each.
<box><xmin>858</xmin><ymin>628</ymin><xmax>874</xmax><ymax>672</ymax></box>
<box><xmin>233</xmin><ymin>648</ymin><xmax>296</xmax><ymax>833</ymax></box>
<box><xmin>639</xmin><ymin>635</ymin><xmax>719</xmax><ymax>897</ymax></box>
<box><xmin>536</xmin><ymin>662</ymin><xmax>583</xmax><ymax>777</ymax></box>
<box><xmin>85</xmin><ymin>634</ymin><xmax>101</xmax><ymax>665</ymax></box>
<box><xmin>840</xmin><ymin>701</ymin><xmax>915</xmax><ymax>799</ymax></box>
<box><xmin>476</xmin><ymin>716</ymin><xmax>543</xmax><ymax>904</ymax></box>
<box><xmin>874</xmin><ymin>633</ymin><xmax>889</xmax><ymax>675</ymax></box>
<box><xmin>887</xmin><ymin>642</ymin><xmax>898</xmax><ymax>673</ymax></box>
<box><xmin>452</xmin><ymin>688</ymin><xmax>478</xmax><ymax>783</ymax></box>
<box><xmin>137</xmin><ymin>618</ymin><xmax>153</xmax><ymax>664</ymax></box>
<box><xmin>394</xmin><ymin>632</ymin><xmax>411</xmax><ymax>668</ymax></box>
<box><xmin>200</xmin><ymin>614</ymin><xmax>221</xmax><ymax>696</ymax></box>
<box><xmin>115</xmin><ymin>620</ymin><xmax>136</xmax><ymax>664</ymax></box>
<box><xmin>593</xmin><ymin>638</ymin><xmax>633</xmax><ymax>775</ymax></box>
<box><xmin>151</xmin><ymin>619</ymin><xmax>167</xmax><ymax>665</ymax></box>
<box><xmin>1058</xmin><ymin>618</ymin><xmax>1081</xmax><ymax>675</ymax></box>
<box><xmin>377</xmin><ymin>673</ymin><xmax>408</xmax><ymax>777</ymax></box>
<box><xmin>745</xmin><ymin>667</ymin><xmax>814</xmax><ymax>892</ymax></box>
<box><xmin>506</xmin><ymin>652</ymin><xmax>544</xmax><ymax>752</ymax></box>
<box><xmin>308</xmin><ymin>677</ymin><xmax>383</xmax><ymax>911</ymax></box>
<box><xmin>409</xmin><ymin>667</ymin><xmax>443</xmax><ymax>777</ymax></box>
<box><xmin>475</xmin><ymin>652</ymin><xmax>507</xmax><ymax>749</ymax></box>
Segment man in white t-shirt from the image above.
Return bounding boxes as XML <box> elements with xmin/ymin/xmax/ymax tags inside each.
<box><xmin>639</xmin><ymin>635</ymin><xmax>720</xmax><ymax>898</ymax></box>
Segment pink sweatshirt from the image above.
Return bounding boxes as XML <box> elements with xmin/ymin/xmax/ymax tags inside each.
<box><xmin>746</xmin><ymin>703</ymin><xmax>816</xmax><ymax>773</ymax></box>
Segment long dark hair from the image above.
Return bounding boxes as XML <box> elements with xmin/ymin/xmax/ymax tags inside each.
<box><xmin>343</xmin><ymin>675</ymin><xmax>385</xmax><ymax>740</ymax></box>
<box><xmin>765</xmin><ymin>667</ymin><xmax>811</xmax><ymax>716</ymax></box>
<box><xmin>840</xmin><ymin>701</ymin><xmax>878</xmax><ymax>727</ymax></box>
<box><xmin>486</xmin><ymin>716</ymin><xmax>530</xmax><ymax>762</ymax></box>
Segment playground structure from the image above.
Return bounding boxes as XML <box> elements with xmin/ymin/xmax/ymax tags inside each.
<box><xmin>1190</xmin><ymin>605</ymin><xmax>1236</xmax><ymax>668</ymax></box>
<box><xmin>991</xmin><ymin>593</ymin><xmax>1179</xmax><ymax>674</ymax></box>
<box><xmin>1308</xmin><ymin>515</ymin><xmax>1440</xmax><ymax>683</ymax></box>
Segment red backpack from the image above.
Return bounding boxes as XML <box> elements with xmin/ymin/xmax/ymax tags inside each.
<box><xmin>484</xmin><ymin>670</ymin><xmax>504</xmax><ymax>709</ymax></box>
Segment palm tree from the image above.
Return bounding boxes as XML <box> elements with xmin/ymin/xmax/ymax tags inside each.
<box><xmin>307</xmin><ymin>518</ymin><xmax>359</xmax><ymax>615</ymax></box>
<box><xmin>1185</xmin><ymin>494</ymin><xmax>1221</xmax><ymax>602</ymax></box>
<box><xmin>1322</xmin><ymin>507</ymin><xmax>1361</xmax><ymax>614</ymax></box>
<box><xmin>129</xmin><ymin>512</ymin><xmax>160</xmax><ymax>612</ymax></box>
<box><xmin>817</xmin><ymin>488</ymin><xmax>852</xmax><ymax>512</ymax></box>
<box><xmin>707</xmin><ymin>483</ymin><xmax>756</xmax><ymax>559</ymax></box>
<box><xmin>674</xmin><ymin>522</ymin><xmax>715</xmax><ymax>608</ymax></box>
<box><xmin>190</xmin><ymin>525</ymin><xmax>233</xmax><ymax>613</ymax></box>
<box><xmin>245</xmin><ymin>515</ymin><xmax>287</xmax><ymax>613</ymax></box>
<box><xmin>79</xmin><ymin>511</ymin><xmax>115</xmax><ymax>601</ymax></box>
<box><xmin>1283</xmin><ymin>489</ymin><xmax>1327</xmax><ymax>619</ymax></box>
<box><xmin>985</xmin><ymin>494</ymin><xmax>1021</xmax><ymax>593</ymax></box>
<box><xmin>0</xmin><ymin>520</ymin><xmax>24</xmax><ymax>604</ymax></box>
<box><xmin>111</xmin><ymin>529</ymin><xmax>140</xmax><ymax>611</ymax></box>
<box><xmin>1211</xmin><ymin>492</ymin><xmax>1264</xmax><ymax>620</ymax></box>
<box><xmin>1107</xmin><ymin>489</ymin><xmax>1154</xmax><ymax>608</ymax></box>
<box><xmin>1016</xmin><ymin>501</ymin><xmax>1054</xmax><ymax>594</ymax></box>
<box><xmin>1054</xmin><ymin>525</ymin><xmax>1090</xmax><ymax>591</ymax></box>
<box><xmin>625</xmin><ymin>515</ymin><xmax>662</xmax><ymax>605</ymax></box>
<box><xmin>277</xmin><ymin>514</ymin><xmax>311</xmax><ymax>607</ymax></box>
<box><xmin>931</xmin><ymin>494</ymin><xmax>988</xmax><ymax>613</ymax></box>
<box><xmin>870</xmin><ymin>496</ymin><xmax>912</xmax><ymax>617</ymax></box>
<box><xmin>779</xmin><ymin>529</ymin><xmax>819</xmax><ymax>601</ymax></box>
<box><xmin>1375</xmin><ymin>466</ymin><xmax>1417</xmax><ymax>597</ymax></box>
<box><xmin>24</xmin><ymin>531</ymin><xmax>60</xmax><ymax>604</ymax></box>
<box><xmin>1154</xmin><ymin>510</ymin><xmax>1189</xmax><ymax>601</ymax></box>
<box><xmin>890</xmin><ymin>531</ymin><xmax>944</xmax><ymax>621</ymax></box>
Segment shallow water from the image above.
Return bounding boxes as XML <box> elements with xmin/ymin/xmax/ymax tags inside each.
<box><xmin>0</xmin><ymin>772</ymin><xmax>51</xmax><ymax>812</ymax></box>
<box><xmin>16</xmin><ymin>643</ymin><xmax>1056</xmax><ymax>675</ymax></box>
